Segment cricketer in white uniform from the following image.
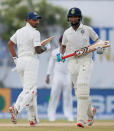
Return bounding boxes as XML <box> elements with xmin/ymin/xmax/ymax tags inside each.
<box><xmin>8</xmin><ymin>12</ymin><xmax>50</xmax><ymax>126</ymax></box>
<box><xmin>61</xmin><ymin>8</ymin><xmax>103</xmax><ymax>128</ymax></box>
<box><xmin>45</xmin><ymin>36</ymin><xmax>74</xmax><ymax>121</ymax></box>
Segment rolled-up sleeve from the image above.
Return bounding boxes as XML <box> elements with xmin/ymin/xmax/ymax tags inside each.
<box><xmin>88</xmin><ymin>26</ymin><xmax>99</xmax><ymax>41</ymax></box>
<box><xmin>33</xmin><ymin>31</ymin><xmax>41</xmax><ymax>47</ymax></box>
<box><xmin>10</xmin><ymin>31</ymin><xmax>17</xmax><ymax>44</ymax></box>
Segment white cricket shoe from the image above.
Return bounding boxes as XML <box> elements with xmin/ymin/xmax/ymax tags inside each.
<box><xmin>29</xmin><ymin>119</ymin><xmax>37</xmax><ymax>126</ymax></box>
<box><xmin>88</xmin><ymin>107</ymin><xmax>97</xmax><ymax>126</ymax></box>
<box><xmin>8</xmin><ymin>106</ymin><xmax>18</xmax><ymax>124</ymax></box>
<box><xmin>29</xmin><ymin>117</ymin><xmax>40</xmax><ymax>126</ymax></box>
<box><xmin>77</xmin><ymin>120</ymin><xmax>86</xmax><ymax>128</ymax></box>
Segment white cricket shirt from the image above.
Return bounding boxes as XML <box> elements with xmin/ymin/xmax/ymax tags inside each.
<box><xmin>10</xmin><ymin>23</ymin><xmax>41</xmax><ymax>58</ymax></box>
<box><xmin>62</xmin><ymin>23</ymin><xmax>99</xmax><ymax>56</ymax></box>
<box><xmin>47</xmin><ymin>48</ymin><xmax>69</xmax><ymax>75</ymax></box>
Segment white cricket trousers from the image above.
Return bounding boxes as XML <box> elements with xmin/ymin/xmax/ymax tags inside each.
<box><xmin>48</xmin><ymin>72</ymin><xmax>73</xmax><ymax>120</ymax></box>
<box><xmin>14</xmin><ymin>56</ymin><xmax>39</xmax><ymax>121</ymax></box>
<box><xmin>68</xmin><ymin>57</ymin><xmax>94</xmax><ymax>123</ymax></box>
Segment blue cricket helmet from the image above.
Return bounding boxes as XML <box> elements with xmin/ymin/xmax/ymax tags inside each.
<box><xmin>67</xmin><ymin>7</ymin><xmax>82</xmax><ymax>19</ymax></box>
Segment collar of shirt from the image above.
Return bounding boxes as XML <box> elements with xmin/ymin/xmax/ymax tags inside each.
<box><xmin>26</xmin><ymin>22</ymin><xmax>36</xmax><ymax>30</ymax></box>
<box><xmin>78</xmin><ymin>23</ymin><xmax>83</xmax><ymax>29</ymax></box>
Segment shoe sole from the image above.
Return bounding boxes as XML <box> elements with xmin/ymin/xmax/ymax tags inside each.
<box><xmin>8</xmin><ymin>107</ymin><xmax>17</xmax><ymax>124</ymax></box>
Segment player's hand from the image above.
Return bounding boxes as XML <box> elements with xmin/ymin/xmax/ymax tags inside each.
<box><xmin>96</xmin><ymin>47</ymin><xmax>104</xmax><ymax>54</ymax></box>
<box><xmin>56</xmin><ymin>53</ymin><xmax>66</xmax><ymax>62</ymax></box>
<box><xmin>45</xmin><ymin>75</ymin><xmax>50</xmax><ymax>84</ymax></box>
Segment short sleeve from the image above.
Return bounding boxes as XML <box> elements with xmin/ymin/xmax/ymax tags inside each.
<box><xmin>88</xmin><ymin>26</ymin><xmax>99</xmax><ymax>41</ymax></box>
<box><xmin>33</xmin><ymin>31</ymin><xmax>41</xmax><ymax>47</ymax></box>
<box><xmin>62</xmin><ymin>32</ymin><xmax>68</xmax><ymax>46</ymax></box>
<box><xmin>10</xmin><ymin>31</ymin><xmax>17</xmax><ymax>44</ymax></box>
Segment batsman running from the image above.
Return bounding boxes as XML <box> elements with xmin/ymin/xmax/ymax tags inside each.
<box><xmin>60</xmin><ymin>7</ymin><xmax>104</xmax><ymax>128</ymax></box>
<box><xmin>8</xmin><ymin>12</ymin><xmax>53</xmax><ymax>126</ymax></box>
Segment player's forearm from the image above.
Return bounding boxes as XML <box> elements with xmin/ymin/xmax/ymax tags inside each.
<box><xmin>8</xmin><ymin>41</ymin><xmax>17</xmax><ymax>57</ymax></box>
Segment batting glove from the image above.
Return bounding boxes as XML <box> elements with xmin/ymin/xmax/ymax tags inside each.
<box><xmin>44</xmin><ymin>43</ymin><xmax>51</xmax><ymax>50</ymax></box>
<box><xmin>56</xmin><ymin>53</ymin><xmax>66</xmax><ymax>62</ymax></box>
<box><xmin>13</xmin><ymin>57</ymin><xmax>17</xmax><ymax>65</ymax></box>
<box><xmin>96</xmin><ymin>47</ymin><xmax>104</xmax><ymax>54</ymax></box>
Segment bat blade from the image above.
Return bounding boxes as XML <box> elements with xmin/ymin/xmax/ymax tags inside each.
<box><xmin>41</xmin><ymin>36</ymin><xmax>54</xmax><ymax>46</ymax></box>
<box><xmin>61</xmin><ymin>41</ymin><xmax>110</xmax><ymax>60</ymax></box>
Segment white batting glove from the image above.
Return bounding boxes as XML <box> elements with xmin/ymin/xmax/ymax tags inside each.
<box><xmin>96</xmin><ymin>47</ymin><xmax>104</xmax><ymax>54</ymax></box>
<box><xmin>44</xmin><ymin>43</ymin><xmax>51</xmax><ymax>50</ymax></box>
<box><xmin>13</xmin><ymin>57</ymin><xmax>17</xmax><ymax>65</ymax></box>
<box><xmin>12</xmin><ymin>57</ymin><xmax>18</xmax><ymax>72</ymax></box>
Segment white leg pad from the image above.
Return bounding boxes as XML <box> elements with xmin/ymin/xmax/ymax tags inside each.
<box><xmin>26</xmin><ymin>94</ymin><xmax>39</xmax><ymax>122</ymax></box>
<box><xmin>87</xmin><ymin>98</ymin><xmax>94</xmax><ymax>117</ymax></box>
<box><xmin>15</xmin><ymin>88</ymin><xmax>36</xmax><ymax>113</ymax></box>
<box><xmin>76</xmin><ymin>84</ymin><xmax>89</xmax><ymax>123</ymax></box>
<box><xmin>75</xmin><ymin>61</ymin><xmax>93</xmax><ymax>122</ymax></box>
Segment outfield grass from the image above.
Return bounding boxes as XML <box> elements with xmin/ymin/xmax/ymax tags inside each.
<box><xmin>0</xmin><ymin>119</ymin><xmax>114</xmax><ymax>131</ymax></box>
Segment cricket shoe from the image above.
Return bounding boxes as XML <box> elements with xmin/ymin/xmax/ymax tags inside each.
<box><xmin>88</xmin><ymin>107</ymin><xmax>97</xmax><ymax>126</ymax></box>
<box><xmin>8</xmin><ymin>106</ymin><xmax>18</xmax><ymax>124</ymax></box>
<box><xmin>77</xmin><ymin>120</ymin><xmax>86</xmax><ymax>128</ymax></box>
<box><xmin>29</xmin><ymin>118</ymin><xmax>39</xmax><ymax>126</ymax></box>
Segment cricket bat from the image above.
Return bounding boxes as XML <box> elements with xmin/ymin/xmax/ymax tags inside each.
<box><xmin>57</xmin><ymin>41</ymin><xmax>110</xmax><ymax>62</ymax></box>
<box><xmin>41</xmin><ymin>36</ymin><xmax>54</xmax><ymax>46</ymax></box>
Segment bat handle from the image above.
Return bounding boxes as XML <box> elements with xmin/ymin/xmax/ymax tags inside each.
<box><xmin>61</xmin><ymin>53</ymin><xmax>75</xmax><ymax>59</ymax></box>
<box><xmin>56</xmin><ymin>52</ymin><xmax>75</xmax><ymax>62</ymax></box>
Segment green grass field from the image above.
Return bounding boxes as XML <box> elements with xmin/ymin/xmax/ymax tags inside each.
<box><xmin>0</xmin><ymin>119</ymin><xmax>114</xmax><ymax>131</ymax></box>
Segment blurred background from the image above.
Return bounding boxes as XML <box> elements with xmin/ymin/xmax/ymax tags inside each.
<box><xmin>0</xmin><ymin>0</ymin><xmax>114</xmax><ymax>120</ymax></box>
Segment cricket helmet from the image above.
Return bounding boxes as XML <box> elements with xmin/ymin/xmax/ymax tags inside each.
<box><xmin>67</xmin><ymin>7</ymin><xmax>82</xmax><ymax>18</ymax></box>
<box><xmin>67</xmin><ymin>7</ymin><xmax>82</xmax><ymax>26</ymax></box>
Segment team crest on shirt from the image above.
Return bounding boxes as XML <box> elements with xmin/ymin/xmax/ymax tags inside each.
<box><xmin>81</xmin><ymin>29</ymin><xmax>85</xmax><ymax>34</ymax></box>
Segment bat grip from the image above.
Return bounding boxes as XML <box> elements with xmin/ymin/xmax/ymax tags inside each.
<box><xmin>61</xmin><ymin>53</ymin><xmax>75</xmax><ymax>59</ymax></box>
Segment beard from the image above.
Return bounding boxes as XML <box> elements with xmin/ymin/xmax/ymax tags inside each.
<box><xmin>70</xmin><ymin>21</ymin><xmax>80</xmax><ymax>27</ymax></box>
<box><xmin>69</xmin><ymin>17</ymin><xmax>81</xmax><ymax>27</ymax></box>
<box><xmin>33</xmin><ymin>24</ymin><xmax>38</xmax><ymax>28</ymax></box>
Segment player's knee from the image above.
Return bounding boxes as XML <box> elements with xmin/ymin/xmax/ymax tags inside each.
<box><xmin>23</xmin><ymin>87</ymin><xmax>37</xmax><ymax>96</ymax></box>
